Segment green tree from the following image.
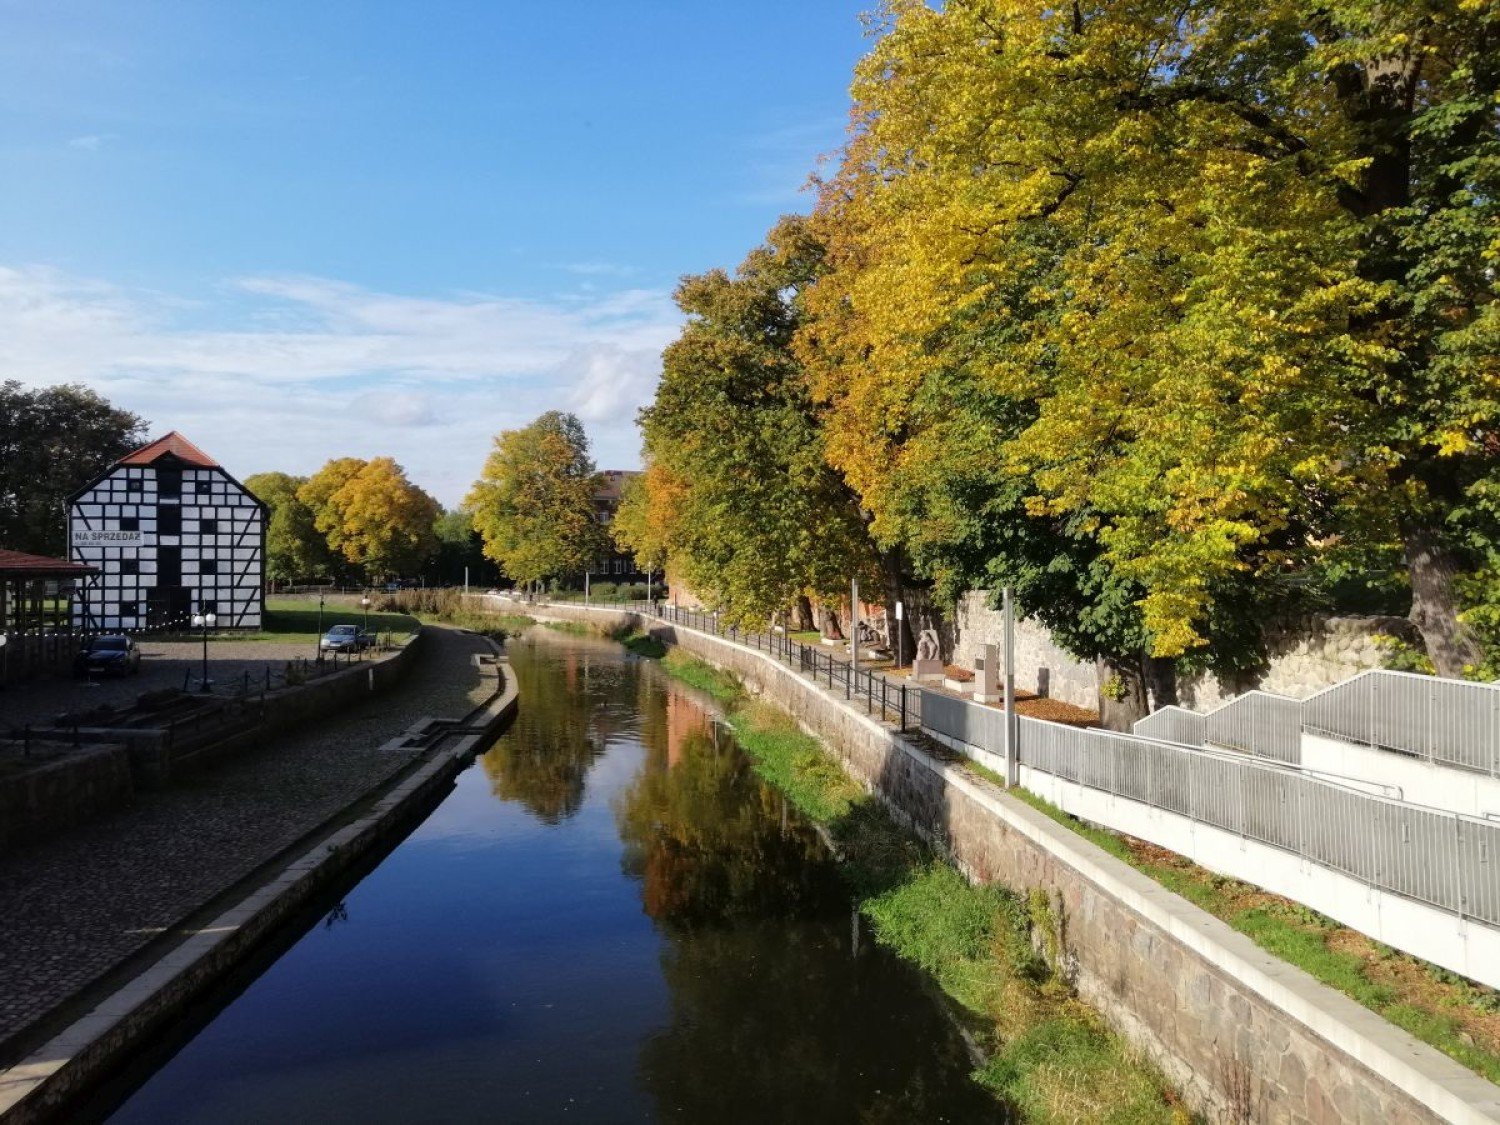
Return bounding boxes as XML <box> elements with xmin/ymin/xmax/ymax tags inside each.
<box><xmin>244</xmin><ymin>471</ymin><xmax>334</xmax><ymax>584</ymax></box>
<box><xmin>637</xmin><ymin>216</ymin><xmax>900</xmax><ymax>638</ymax></box>
<box><xmin>466</xmin><ymin>411</ymin><xmax>607</xmax><ymax>587</ymax></box>
<box><xmin>0</xmin><ymin>382</ymin><xmax>146</xmax><ymax>556</ymax></box>
<box><xmin>299</xmin><ymin>456</ymin><xmax>440</xmax><ymax>580</ymax></box>
<box><xmin>429</xmin><ymin>507</ymin><xmax>500</xmax><ymax>587</ymax></box>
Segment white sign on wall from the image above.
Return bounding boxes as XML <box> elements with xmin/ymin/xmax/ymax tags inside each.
<box><xmin>72</xmin><ymin>528</ymin><xmax>142</xmax><ymax>545</ymax></box>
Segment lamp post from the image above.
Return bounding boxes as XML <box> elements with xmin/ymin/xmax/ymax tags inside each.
<box><xmin>316</xmin><ymin>593</ymin><xmax>326</xmax><ymax>661</ymax></box>
<box><xmin>0</xmin><ymin>632</ymin><xmax>8</xmax><ymax>691</ymax></box>
<box><xmin>191</xmin><ymin>610</ymin><xmax>217</xmax><ymax>692</ymax></box>
<box><xmin>361</xmin><ymin>595</ymin><xmax>372</xmax><ymax>656</ymax></box>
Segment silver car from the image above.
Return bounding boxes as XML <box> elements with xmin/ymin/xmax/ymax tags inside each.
<box><xmin>319</xmin><ymin>624</ymin><xmax>372</xmax><ymax>653</ymax></box>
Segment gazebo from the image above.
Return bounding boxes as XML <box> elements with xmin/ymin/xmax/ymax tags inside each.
<box><xmin>0</xmin><ymin>549</ymin><xmax>99</xmax><ymax>685</ymax></box>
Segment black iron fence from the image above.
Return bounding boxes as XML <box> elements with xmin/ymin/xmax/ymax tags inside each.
<box><xmin>502</xmin><ymin>596</ymin><xmax>924</xmax><ymax>731</ymax></box>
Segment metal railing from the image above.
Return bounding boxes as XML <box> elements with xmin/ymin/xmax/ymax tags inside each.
<box><xmin>1133</xmin><ymin>691</ymin><xmax>1301</xmax><ymax>763</ymax></box>
<box><xmin>1136</xmin><ymin>670</ymin><xmax>1500</xmax><ymax>777</ymax></box>
<box><xmin>922</xmin><ymin>690</ymin><xmax>1500</xmax><ymax>927</ymax></box>
<box><xmin>1304</xmin><ymin>670</ymin><xmax>1500</xmax><ymax>776</ymax></box>
<box><xmin>499</xmin><ymin>595</ymin><xmax>925</xmax><ymax>731</ymax></box>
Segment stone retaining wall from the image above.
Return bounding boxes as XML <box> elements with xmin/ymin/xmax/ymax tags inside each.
<box><xmin>517</xmin><ymin>599</ymin><xmax>1500</xmax><ymax>1124</ymax></box>
<box><xmin>0</xmin><ymin>747</ymin><xmax>133</xmax><ymax>852</ymax></box>
<box><xmin>953</xmin><ymin>590</ymin><xmax>1420</xmax><ymax>713</ymax></box>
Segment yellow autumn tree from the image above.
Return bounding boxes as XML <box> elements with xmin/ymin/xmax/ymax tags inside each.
<box><xmin>299</xmin><ymin>456</ymin><xmax>440</xmax><ymax>580</ymax></box>
<box><xmin>802</xmin><ymin>0</ymin><xmax>1500</xmax><ymax>677</ymax></box>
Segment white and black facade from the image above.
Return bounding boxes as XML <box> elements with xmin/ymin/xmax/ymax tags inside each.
<box><xmin>68</xmin><ymin>433</ymin><xmax>266</xmax><ymax>631</ymax></box>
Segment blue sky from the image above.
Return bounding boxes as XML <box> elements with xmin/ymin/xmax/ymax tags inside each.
<box><xmin>0</xmin><ymin>1</ymin><xmax>874</xmax><ymax>503</ymax></box>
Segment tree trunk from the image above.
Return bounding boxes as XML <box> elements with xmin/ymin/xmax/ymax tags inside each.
<box><xmin>822</xmin><ymin>608</ymin><xmax>845</xmax><ymax>642</ymax></box>
<box><xmin>792</xmin><ymin>595</ymin><xmax>815</xmax><ymax>632</ymax></box>
<box><xmin>1144</xmin><ymin>655</ymin><xmax>1179</xmax><ymax>710</ymax></box>
<box><xmin>877</xmin><ymin>549</ymin><xmax>916</xmax><ymax>665</ymax></box>
<box><xmin>1096</xmin><ymin>656</ymin><xmax>1151</xmax><ymax>731</ymax></box>
<box><xmin>1404</xmin><ymin>523</ymin><xmax>1481</xmax><ymax>677</ymax></box>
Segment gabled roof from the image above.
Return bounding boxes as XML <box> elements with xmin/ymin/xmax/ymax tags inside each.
<box><xmin>0</xmin><ymin>549</ymin><xmax>97</xmax><ymax>578</ymax></box>
<box><xmin>115</xmin><ymin>431</ymin><xmax>219</xmax><ymax>469</ymax></box>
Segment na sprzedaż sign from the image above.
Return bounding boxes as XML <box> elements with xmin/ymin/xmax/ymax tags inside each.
<box><xmin>72</xmin><ymin>528</ymin><xmax>142</xmax><ymax>545</ymax></box>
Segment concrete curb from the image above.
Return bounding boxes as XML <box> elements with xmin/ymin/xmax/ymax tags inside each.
<box><xmin>507</xmin><ymin>598</ymin><xmax>1500</xmax><ymax>1124</ymax></box>
<box><xmin>0</xmin><ymin>638</ymin><xmax>519</xmax><ymax>1124</ymax></box>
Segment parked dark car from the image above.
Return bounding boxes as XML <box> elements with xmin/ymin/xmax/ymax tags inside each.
<box><xmin>319</xmin><ymin>624</ymin><xmax>373</xmax><ymax>653</ymax></box>
<box><xmin>74</xmin><ymin>635</ymin><xmax>141</xmax><ymax>678</ymax></box>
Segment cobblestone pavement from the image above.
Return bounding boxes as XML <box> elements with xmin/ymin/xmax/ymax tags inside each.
<box><xmin>0</xmin><ymin>639</ymin><xmax>324</xmax><ymax>731</ymax></box>
<box><xmin>0</xmin><ymin>625</ymin><xmax>495</xmax><ymax>1060</ymax></box>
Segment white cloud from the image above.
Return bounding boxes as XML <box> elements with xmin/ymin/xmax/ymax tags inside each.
<box><xmin>0</xmin><ymin>265</ymin><xmax>681</xmax><ymax>504</ymax></box>
<box><xmin>67</xmin><ymin>134</ymin><xmax>112</xmax><ymax>151</ymax></box>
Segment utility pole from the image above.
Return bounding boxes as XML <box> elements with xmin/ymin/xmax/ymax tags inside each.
<box><xmin>850</xmin><ymin>577</ymin><xmax>859</xmax><ymax>680</ymax></box>
<box><xmin>1004</xmin><ymin>586</ymin><xmax>1018</xmax><ymax>787</ymax></box>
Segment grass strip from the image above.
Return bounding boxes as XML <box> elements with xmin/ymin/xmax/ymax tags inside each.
<box><xmin>657</xmin><ymin>649</ymin><xmax>1184</xmax><ymax>1123</ymax></box>
<box><xmin>996</xmin><ymin>778</ymin><xmax>1500</xmax><ymax>1084</ymax></box>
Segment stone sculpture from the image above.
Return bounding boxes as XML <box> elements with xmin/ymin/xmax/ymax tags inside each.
<box><xmin>912</xmin><ymin>628</ymin><xmax>944</xmax><ymax>681</ymax></box>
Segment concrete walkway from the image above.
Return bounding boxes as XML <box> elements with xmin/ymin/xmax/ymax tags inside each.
<box><xmin>0</xmin><ymin>624</ymin><xmax>493</xmax><ymax>1065</ymax></box>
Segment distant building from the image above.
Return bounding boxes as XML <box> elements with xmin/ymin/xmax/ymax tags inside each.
<box><xmin>591</xmin><ymin>469</ymin><xmax>646</xmax><ymax>581</ymax></box>
<box><xmin>68</xmin><ymin>432</ymin><xmax>267</xmax><ymax>630</ymax></box>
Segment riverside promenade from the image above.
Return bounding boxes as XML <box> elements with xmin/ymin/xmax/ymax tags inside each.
<box><xmin>0</xmin><ymin>625</ymin><xmax>493</xmax><ymax>1066</ymax></box>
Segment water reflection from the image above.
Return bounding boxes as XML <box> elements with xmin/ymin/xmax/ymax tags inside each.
<box><xmin>616</xmin><ymin>671</ymin><xmax>1004</xmax><ymax>1123</ymax></box>
<box><xmin>96</xmin><ymin>630</ymin><xmax>1003</xmax><ymax>1124</ymax></box>
<box><xmin>478</xmin><ymin>639</ymin><xmax>621</xmax><ymax>823</ymax></box>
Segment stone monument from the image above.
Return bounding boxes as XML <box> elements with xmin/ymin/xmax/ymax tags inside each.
<box><xmin>912</xmin><ymin>628</ymin><xmax>944</xmax><ymax>682</ymax></box>
<box><xmin>974</xmin><ymin>643</ymin><xmax>1000</xmax><ymax>703</ymax></box>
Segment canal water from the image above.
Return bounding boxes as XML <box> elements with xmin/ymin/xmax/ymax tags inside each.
<box><xmin>99</xmin><ymin>630</ymin><xmax>1003</xmax><ymax>1123</ymax></box>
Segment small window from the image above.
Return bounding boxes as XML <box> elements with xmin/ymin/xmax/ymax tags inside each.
<box><xmin>158</xmin><ymin>507</ymin><xmax>181</xmax><ymax>536</ymax></box>
<box><xmin>195</xmin><ymin>481</ymin><xmax>210</xmax><ymax>495</ymax></box>
<box><xmin>200</xmin><ymin>518</ymin><xmax>218</xmax><ymax>534</ymax></box>
<box><xmin>126</xmin><ymin>478</ymin><xmax>143</xmax><ymax>493</ymax></box>
<box><xmin>201</xmin><ymin>559</ymin><xmax>219</xmax><ymax>575</ymax></box>
<box><xmin>200</xmin><ymin>600</ymin><xmax>218</xmax><ymax>615</ymax></box>
<box><xmin>158</xmin><ymin>466</ymin><xmax>181</xmax><ymax>498</ymax></box>
<box><xmin>121</xmin><ymin>559</ymin><xmax>139</xmax><ymax>575</ymax></box>
<box><xmin>120</xmin><ymin>517</ymin><xmax>139</xmax><ymax>532</ymax></box>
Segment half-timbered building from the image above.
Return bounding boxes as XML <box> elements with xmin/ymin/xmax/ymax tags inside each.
<box><xmin>68</xmin><ymin>432</ymin><xmax>266</xmax><ymax>630</ymax></box>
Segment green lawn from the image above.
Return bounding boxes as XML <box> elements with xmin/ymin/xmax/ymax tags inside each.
<box><xmin>194</xmin><ymin>597</ymin><xmax>420</xmax><ymax>644</ymax></box>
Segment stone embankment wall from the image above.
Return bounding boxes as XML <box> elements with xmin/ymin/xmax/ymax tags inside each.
<box><xmin>515</xmin><ymin>599</ymin><xmax>1500</xmax><ymax>1125</ymax></box>
<box><xmin>953</xmin><ymin>591</ymin><xmax>1417</xmax><ymax>712</ymax></box>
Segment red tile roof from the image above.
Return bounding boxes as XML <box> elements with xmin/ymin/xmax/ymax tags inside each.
<box><xmin>115</xmin><ymin>431</ymin><xmax>219</xmax><ymax>468</ymax></box>
<box><xmin>0</xmin><ymin>549</ymin><xmax>97</xmax><ymax>577</ymax></box>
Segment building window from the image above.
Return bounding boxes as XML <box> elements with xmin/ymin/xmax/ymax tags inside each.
<box><xmin>122</xmin><ymin>559</ymin><xmax>139</xmax><ymax>575</ymax></box>
<box><xmin>158</xmin><ymin>507</ymin><xmax>181</xmax><ymax>536</ymax></box>
<box><xmin>158</xmin><ymin>466</ymin><xmax>181</xmax><ymax>498</ymax></box>
<box><xmin>200</xmin><ymin>600</ymin><xmax>218</xmax><ymax>615</ymax></box>
<box><xmin>126</xmin><ymin>478</ymin><xmax>143</xmax><ymax>493</ymax></box>
<box><xmin>200</xmin><ymin>518</ymin><xmax>218</xmax><ymax>534</ymax></box>
<box><xmin>195</xmin><ymin>481</ymin><xmax>210</xmax><ymax>494</ymax></box>
<box><xmin>119</xmin><ymin>517</ymin><xmax>139</xmax><ymax>532</ymax></box>
<box><xmin>201</xmin><ymin>560</ymin><xmax>219</xmax><ymax>575</ymax></box>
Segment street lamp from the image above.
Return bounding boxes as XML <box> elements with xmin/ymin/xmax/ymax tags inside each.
<box><xmin>191</xmin><ymin>610</ymin><xmax>217</xmax><ymax>692</ymax></box>
<box><xmin>315</xmin><ymin>593</ymin><xmax>326</xmax><ymax>661</ymax></box>
<box><xmin>361</xmin><ymin>595</ymin><xmax>372</xmax><ymax>654</ymax></box>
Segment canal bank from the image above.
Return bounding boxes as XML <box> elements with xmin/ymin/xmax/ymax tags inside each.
<box><xmin>502</xmin><ymin>598</ymin><xmax>1500</xmax><ymax>1124</ymax></box>
<box><xmin>0</xmin><ymin>630</ymin><xmax>518</xmax><ymax>1125</ymax></box>
<box><xmin>78</xmin><ymin>630</ymin><xmax>1008</xmax><ymax>1124</ymax></box>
